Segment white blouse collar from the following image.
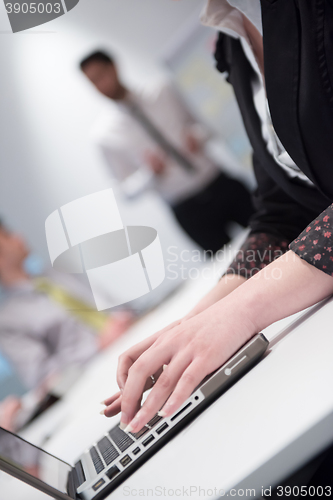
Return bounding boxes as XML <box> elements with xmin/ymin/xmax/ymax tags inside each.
<box><xmin>227</xmin><ymin>0</ymin><xmax>262</xmax><ymax>34</ymax></box>
<box><xmin>201</xmin><ymin>0</ymin><xmax>262</xmax><ymax>37</ymax></box>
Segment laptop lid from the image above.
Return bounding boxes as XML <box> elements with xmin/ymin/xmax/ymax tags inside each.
<box><xmin>0</xmin><ymin>427</ymin><xmax>77</xmax><ymax>500</ymax></box>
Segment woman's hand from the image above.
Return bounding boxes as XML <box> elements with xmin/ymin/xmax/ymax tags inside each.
<box><xmin>103</xmin><ymin>298</ymin><xmax>255</xmax><ymax>433</ymax></box>
<box><xmin>101</xmin><ymin>319</ymin><xmax>183</xmax><ymax>421</ymax></box>
<box><xmin>101</xmin><ymin>251</ymin><xmax>333</xmax><ymax>434</ymax></box>
<box><xmin>100</xmin><ymin>276</ymin><xmax>248</xmax><ymax>422</ymax></box>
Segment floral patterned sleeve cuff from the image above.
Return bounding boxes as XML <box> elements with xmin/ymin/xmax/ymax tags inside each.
<box><xmin>289</xmin><ymin>204</ymin><xmax>333</xmax><ymax>276</ymax></box>
<box><xmin>223</xmin><ymin>232</ymin><xmax>289</xmax><ymax>280</ymax></box>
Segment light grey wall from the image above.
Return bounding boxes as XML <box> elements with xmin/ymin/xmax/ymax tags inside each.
<box><xmin>0</xmin><ymin>0</ymin><xmax>203</xmax><ymax>263</ymax></box>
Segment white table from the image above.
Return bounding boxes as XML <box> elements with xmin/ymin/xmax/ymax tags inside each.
<box><xmin>2</xmin><ymin>259</ymin><xmax>333</xmax><ymax>499</ymax></box>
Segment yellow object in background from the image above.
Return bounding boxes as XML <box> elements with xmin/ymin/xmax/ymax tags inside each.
<box><xmin>34</xmin><ymin>278</ymin><xmax>110</xmax><ymax>334</ymax></box>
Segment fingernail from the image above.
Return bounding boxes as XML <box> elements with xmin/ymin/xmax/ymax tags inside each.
<box><xmin>125</xmin><ymin>415</ymin><xmax>141</xmax><ymax>433</ymax></box>
<box><xmin>124</xmin><ymin>423</ymin><xmax>134</xmax><ymax>433</ymax></box>
<box><xmin>99</xmin><ymin>409</ymin><xmax>105</xmax><ymax>416</ymax></box>
<box><xmin>100</xmin><ymin>400</ymin><xmax>106</xmax><ymax>405</ymax></box>
<box><xmin>158</xmin><ymin>401</ymin><xmax>174</xmax><ymax>417</ymax></box>
<box><xmin>120</xmin><ymin>412</ymin><xmax>129</xmax><ymax>428</ymax></box>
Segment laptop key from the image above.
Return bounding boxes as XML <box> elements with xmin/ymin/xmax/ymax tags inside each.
<box><xmin>97</xmin><ymin>437</ymin><xmax>119</xmax><ymax>466</ymax></box>
<box><xmin>89</xmin><ymin>446</ymin><xmax>104</xmax><ymax>474</ymax></box>
<box><xmin>147</xmin><ymin>414</ymin><xmax>163</xmax><ymax>429</ymax></box>
<box><xmin>129</xmin><ymin>426</ymin><xmax>149</xmax><ymax>440</ymax></box>
<box><xmin>109</xmin><ymin>426</ymin><xmax>134</xmax><ymax>452</ymax></box>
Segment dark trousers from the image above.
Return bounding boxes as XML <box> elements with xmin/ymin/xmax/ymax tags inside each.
<box><xmin>172</xmin><ymin>172</ymin><xmax>254</xmax><ymax>253</ymax></box>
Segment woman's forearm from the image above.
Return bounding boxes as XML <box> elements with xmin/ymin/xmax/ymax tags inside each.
<box><xmin>222</xmin><ymin>250</ymin><xmax>333</xmax><ymax>335</ymax></box>
<box><xmin>184</xmin><ymin>274</ymin><xmax>246</xmax><ymax>320</ymax></box>
<box><xmin>104</xmin><ymin>251</ymin><xmax>333</xmax><ymax>430</ymax></box>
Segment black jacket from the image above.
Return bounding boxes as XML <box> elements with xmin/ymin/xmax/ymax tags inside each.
<box><xmin>214</xmin><ymin>0</ymin><xmax>333</xmax><ymax>242</ymax></box>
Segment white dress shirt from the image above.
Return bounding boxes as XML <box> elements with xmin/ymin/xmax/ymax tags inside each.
<box><xmin>91</xmin><ymin>83</ymin><xmax>220</xmax><ymax>205</ymax></box>
<box><xmin>201</xmin><ymin>0</ymin><xmax>315</xmax><ymax>187</ymax></box>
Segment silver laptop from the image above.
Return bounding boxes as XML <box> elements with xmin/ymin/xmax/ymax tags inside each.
<box><xmin>0</xmin><ymin>333</ymin><xmax>268</xmax><ymax>500</ymax></box>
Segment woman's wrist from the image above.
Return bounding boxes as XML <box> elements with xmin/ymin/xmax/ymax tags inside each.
<box><xmin>182</xmin><ymin>274</ymin><xmax>247</xmax><ymax>322</ymax></box>
<box><xmin>218</xmin><ymin>251</ymin><xmax>333</xmax><ymax>337</ymax></box>
<box><xmin>215</xmin><ymin>292</ymin><xmax>257</xmax><ymax>344</ymax></box>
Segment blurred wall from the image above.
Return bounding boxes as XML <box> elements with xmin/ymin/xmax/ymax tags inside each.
<box><xmin>0</xmin><ymin>0</ymin><xmax>203</xmax><ymax>263</ymax></box>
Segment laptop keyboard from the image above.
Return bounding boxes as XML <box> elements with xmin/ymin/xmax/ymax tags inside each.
<box><xmin>89</xmin><ymin>415</ymin><xmax>162</xmax><ymax>475</ymax></box>
<box><xmin>129</xmin><ymin>425</ymin><xmax>150</xmax><ymax>440</ymax></box>
<box><xmin>97</xmin><ymin>437</ymin><xmax>119</xmax><ymax>465</ymax></box>
<box><xmin>89</xmin><ymin>446</ymin><xmax>104</xmax><ymax>474</ymax></box>
<box><xmin>147</xmin><ymin>414</ymin><xmax>163</xmax><ymax>428</ymax></box>
<box><xmin>109</xmin><ymin>426</ymin><xmax>134</xmax><ymax>452</ymax></box>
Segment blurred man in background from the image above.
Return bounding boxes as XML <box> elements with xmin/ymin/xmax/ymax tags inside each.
<box><xmin>0</xmin><ymin>221</ymin><xmax>132</xmax><ymax>430</ymax></box>
<box><xmin>80</xmin><ymin>50</ymin><xmax>254</xmax><ymax>254</ymax></box>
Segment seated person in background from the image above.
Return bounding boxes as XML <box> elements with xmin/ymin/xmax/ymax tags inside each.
<box><xmin>80</xmin><ymin>50</ymin><xmax>254</xmax><ymax>254</ymax></box>
<box><xmin>0</xmin><ymin>221</ymin><xmax>132</xmax><ymax>429</ymax></box>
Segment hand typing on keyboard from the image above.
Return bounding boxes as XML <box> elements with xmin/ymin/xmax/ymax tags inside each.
<box><xmin>99</xmin><ymin>294</ymin><xmax>256</xmax><ymax>435</ymax></box>
<box><xmin>90</xmin><ymin>416</ymin><xmax>164</xmax><ymax>475</ymax></box>
<box><xmin>100</xmin><ymin>371</ymin><xmax>160</xmax><ymax>428</ymax></box>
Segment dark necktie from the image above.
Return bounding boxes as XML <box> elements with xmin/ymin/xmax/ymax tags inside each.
<box><xmin>127</xmin><ymin>100</ymin><xmax>196</xmax><ymax>174</ymax></box>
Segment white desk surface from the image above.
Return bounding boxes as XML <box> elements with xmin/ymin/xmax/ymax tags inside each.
<box><xmin>2</xmin><ymin>259</ymin><xmax>333</xmax><ymax>500</ymax></box>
